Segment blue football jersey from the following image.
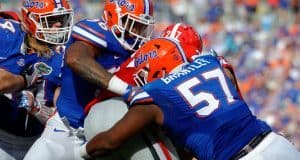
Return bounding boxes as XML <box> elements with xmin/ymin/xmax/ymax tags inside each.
<box><xmin>0</xmin><ymin>19</ymin><xmax>27</xmax><ymax>74</ymax></box>
<box><xmin>25</xmin><ymin>51</ymin><xmax>64</xmax><ymax>106</ymax></box>
<box><xmin>25</xmin><ymin>50</ymin><xmax>64</xmax><ymax>85</ymax></box>
<box><xmin>128</xmin><ymin>55</ymin><xmax>271</xmax><ymax>160</ymax></box>
<box><xmin>56</xmin><ymin>19</ymin><xmax>131</xmax><ymax>128</ymax></box>
<box><xmin>0</xmin><ymin>18</ymin><xmax>61</xmax><ymax>135</ymax></box>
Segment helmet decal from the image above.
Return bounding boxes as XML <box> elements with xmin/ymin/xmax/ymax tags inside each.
<box><xmin>109</xmin><ymin>0</ymin><xmax>136</xmax><ymax>12</ymax></box>
<box><xmin>24</xmin><ymin>1</ymin><xmax>45</xmax><ymax>9</ymax></box>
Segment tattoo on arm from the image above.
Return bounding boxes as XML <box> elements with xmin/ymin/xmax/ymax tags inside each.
<box><xmin>66</xmin><ymin>41</ymin><xmax>113</xmax><ymax>88</ymax></box>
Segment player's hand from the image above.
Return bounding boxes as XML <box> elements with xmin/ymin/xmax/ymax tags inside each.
<box><xmin>29</xmin><ymin>105</ymin><xmax>56</xmax><ymax>124</ymax></box>
<box><xmin>122</xmin><ymin>85</ymin><xmax>140</xmax><ymax>103</ymax></box>
<box><xmin>18</xmin><ymin>90</ymin><xmax>35</xmax><ymax>110</ymax></box>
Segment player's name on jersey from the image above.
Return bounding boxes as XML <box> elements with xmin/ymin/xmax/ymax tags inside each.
<box><xmin>162</xmin><ymin>58</ymin><xmax>211</xmax><ymax>84</ymax></box>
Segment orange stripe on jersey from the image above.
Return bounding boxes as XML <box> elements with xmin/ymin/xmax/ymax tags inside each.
<box><xmin>77</xmin><ymin>23</ymin><xmax>105</xmax><ymax>39</ymax></box>
<box><xmin>134</xmin><ymin>97</ymin><xmax>153</xmax><ymax>104</ymax></box>
<box><xmin>72</xmin><ymin>34</ymin><xmax>99</xmax><ymax>48</ymax></box>
<box><xmin>158</xmin><ymin>141</ymin><xmax>173</xmax><ymax>160</ymax></box>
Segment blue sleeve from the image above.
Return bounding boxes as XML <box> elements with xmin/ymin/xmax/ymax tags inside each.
<box><xmin>0</xmin><ymin>19</ymin><xmax>24</xmax><ymax>55</ymax></box>
<box><xmin>70</xmin><ymin>19</ymin><xmax>108</xmax><ymax>49</ymax></box>
<box><xmin>0</xmin><ymin>19</ymin><xmax>27</xmax><ymax>74</ymax></box>
<box><xmin>68</xmin><ymin>19</ymin><xmax>129</xmax><ymax>57</ymax></box>
<box><xmin>124</xmin><ymin>87</ymin><xmax>154</xmax><ymax>106</ymax></box>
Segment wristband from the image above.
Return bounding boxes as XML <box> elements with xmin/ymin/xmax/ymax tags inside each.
<box><xmin>107</xmin><ymin>75</ymin><xmax>129</xmax><ymax>95</ymax></box>
<box><xmin>80</xmin><ymin>143</ymin><xmax>92</xmax><ymax>159</ymax></box>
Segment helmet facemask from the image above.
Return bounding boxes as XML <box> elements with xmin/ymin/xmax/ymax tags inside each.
<box><xmin>112</xmin><ymin>12</ymin><xmax>154</xmax><ymax>51</ymax></box>
<box><xmin>28</xmin><ymin>8</ymin><xmax>73</xmax><ymax>45</ymax></box>
<box><xmin>133</xmin><ymin>66</ymin><xmax>150</xmax><ymax>87</ymax></box>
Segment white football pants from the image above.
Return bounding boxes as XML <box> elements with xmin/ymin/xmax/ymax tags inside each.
<box><xmin>84</xmin><ymin>97</ymin><xmax>180</xmax><ymax>160</ymax></box>
<box><xmin>23</xmin><ymin>112</ymin><xmax>85</xmax><ymax>160</ymax></box>
<box><xmin>241</xmin><ymin>132</ymin><xmax>300</xmax><ymax>160</ymax></box>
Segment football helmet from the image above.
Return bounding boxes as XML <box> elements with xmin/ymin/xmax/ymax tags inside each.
<box><xmin>103</xmin><ymin>0</ymin><xmax>155</xmax><ymax>51</ymax></box>
<box><xmin>21</xmin><ymin>0</ymin><xmax>74</xmax><ymax>45</ymax></box>
<box><xmin>160</xmin><ymin>23</ymin><xmax>203</xmax><ymax>61</ymax></box>
<box><xmin>0</xmin><ymin>11</ymin><xmax>20</xmax><ymax>21</ymax></box>
<box><xmin>128</xmin><ymin>38</ymin><xmax>197</xmax><ymax>86</ymax></box>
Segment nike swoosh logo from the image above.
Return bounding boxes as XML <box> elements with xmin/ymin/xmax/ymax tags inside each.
<box><xmin>114</xmin><ymin>55</ymin><xmax>120</xmax><ymax>59</ymax></box>
<box><xmin>53</xmin><ymin>128</ymin><xmax>66</xmax><ymax>132</ymax></box>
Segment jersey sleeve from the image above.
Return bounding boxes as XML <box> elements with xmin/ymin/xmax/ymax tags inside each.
<box><xmin>0</xmin><ymin>19</ymin><xmax>24</xmax><ymax>56</ymax></box>
<box><xmin>69</xmin><ymin>19</ymin><xmax>130</xmax><ymax>57</ymax></box>
<box><xmin>0</xmin><ymin>19</ymin><xmax>27</xmax><ymax>74</ymax></box>
<box><xmin>124</xmin><ymin>87</ymin><xmax>154</xmax><ymax>107</ymax></box>
<box><xmin>70</xmin><ymin>19</ymin><xmax>108</xmax><ymax>49</ymax></box>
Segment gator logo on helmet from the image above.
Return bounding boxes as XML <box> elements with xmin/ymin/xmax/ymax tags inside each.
<box><xmin>109</xmin><ymin>0</ymin><xmax>135</xmax><ymax>11</ymax></box>
<box><xmin>24</xmin><ymin>0</ymin><xmax>45</xmax><ymax>9</ymax></box>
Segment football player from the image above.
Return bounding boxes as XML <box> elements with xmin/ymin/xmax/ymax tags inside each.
<box><xmin>83</xmin><ymin>23</ymin><xmax>241</xmax><ymax>159</ymax></box>
<box><xmin>24</xmin><ymin>0</ymin><xmax>161</xmax><ymax>160</ymax></box>
<box><xmin>160</xmin><ymin>23</ymin><xmax>243</xmax><ymax>98</ymax></box>
<box><xmin>79</xmin><ymin>36</ymin><xmax>300</xmax><ymax>160</ymax></box>
<box><xmin>0</xmin><ymin>0</ymin><xmax>73</xmax><ymax>159</ymax></box>
<box><xmin>83</xmin><ymin>23</ymin><xmax>206</xmax><ymax>160</ymax></box>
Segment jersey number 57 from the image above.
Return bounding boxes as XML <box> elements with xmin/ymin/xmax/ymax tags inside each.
<box><xmin>176</xmin><ymin>68</ymin><xmax>235</xmax><ymax>117</ymax></box>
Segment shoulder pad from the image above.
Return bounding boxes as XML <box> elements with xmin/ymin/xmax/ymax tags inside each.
<box><xmin>71</xmin><ymin>19</ymin><xmax>123</xmax><ymax>51</ymax></box>
<box><xmin>0</xmin><ymin>19</ymin><xmax>25</xmax><ymax>56</ymax></box>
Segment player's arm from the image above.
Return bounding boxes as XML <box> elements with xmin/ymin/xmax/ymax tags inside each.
<box><xmin>66</xmin><ymin>41</ymin><xmax>128</xmax><ymax>95</ymax></box>
<box><xmin>217</xmin><ymin>55</ymin><xmax>243</xmax><ymax>98</ymax></box>
<box><xmin>30</xmin><ymin>82</ymin><xmax>59</xmax><ymax>124</ymax></box>
<box><xmin>223</xmin><ymin>67</ymin><xmax>237</xmax><ymax>89</ymax></box>
<box><xmin>53</xmin><ymin>86</ymin><xmax>61</xmax><ymax>105</ymax></box>
<box><xmin>66</xmin><ymin>41</ymin><xmax>112</xmax><ymax>87</ymax></box>
<box><xmin>222</xmin><ymin>64</ymin><xmax>243</xmax><ymax>98</ymax></box>
<box><xmin>0</xmin><ymin>69</ymin><xmax>25</xmax><ymax>93</ymax></box>
<box><xmin>80</xmin><ymin>104</ymin><xmax>163</xmax><ymax>158</ymax></box>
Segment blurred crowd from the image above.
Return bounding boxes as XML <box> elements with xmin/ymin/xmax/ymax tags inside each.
<box><xmin>1</xmin><ymin>0</ymin><xmax>300</xmax><ymax>149</ymax></box>
<box><xmin>160</xmin><ymin>0</ymin><xmax>300</xmax><ymax>149</ymax></box>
